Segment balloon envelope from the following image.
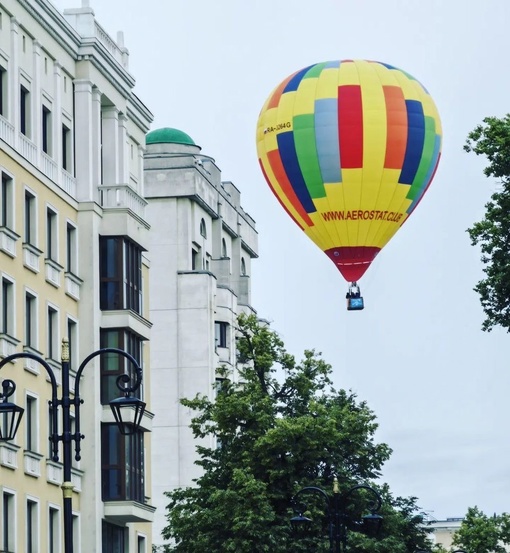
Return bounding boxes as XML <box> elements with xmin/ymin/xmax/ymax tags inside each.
<box><xmin>256</xmin><ymin>60</ymin><xmax>442</xmax><ymax>282</ymax></box>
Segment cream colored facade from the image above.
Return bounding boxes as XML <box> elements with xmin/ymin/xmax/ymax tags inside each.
<box><xmin>0</xmin><ymin>0</ymin><xmax>154</xmax><ymax>551</ymax></box>
<box><xmin>426</xmin><ymin>518</ymin><xmax>463</xmax><ymax>549</ymax></box>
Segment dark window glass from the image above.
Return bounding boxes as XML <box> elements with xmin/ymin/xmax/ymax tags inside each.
<box><xmin>24</xmin><ymin>191</ymin><xmax>35</xmax><ymax>244</ymax></box>
<box><xmin>100</xmin><ymin>236</ymin><xmax>142</xmax><ymax>313</ymax></box>
<box><xmin>100</xmin><ymin>328</ymin><xmax>142</xmax><ymax>403</ymax></box>
<box><xmin>46</xmin><ymin>208</ymin><xmax>57</xmax><ymax>260</ymax></box>
<box><xmin>0</xmin><ymin>67</ymin><xmax>5</xmax><ymax>117</ymax></box>
<box><xmin>2</xmin><ymin>279</ymin><xmax>12</xmax><ymax>335</ymax></box>
<box><xmin>25</xmin><ymin>293</ymin><xmax>35</xmax><ymax>347</ymax></box>
<box><xmin>215</xmin><ymin>321</ymin><xmax>228</xmax><ymax>348</ymax></box>
<box><xmin>102</xmin><ymin>521</ymin><xmax>125</xmax><ymax>553</ymax></box>
<box><xmin>20</xmin><ymin>85</ymin><xmax>28</xmax><ymax>136</ymax></box>
<box><xmin>42</xmin><ymin>105</ymin><xmax>51</xmax><ymax>154</ymax></box>
<box><xmin>1</xmin><ymin>172</ymin><xmax>12</xmax><ymax>228</ymax></box>
<box><xmin>101</xmin><ymin>424</ymin><xmax>144</xmax><ymax>502</ymax></box>
<box><xmin>62</xmin><ymin>124</ymin><xmax>71</xmax><ymax>172</ymax></box>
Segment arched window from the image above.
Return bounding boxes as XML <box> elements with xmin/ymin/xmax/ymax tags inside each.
<box><xmin>240</xmin><ymin>257</ymin><xmax>246</xmax><ymax>276</ymax></box>
<box><xmin>221</xmin><ymin>238</ymin><xmax>227</xmax><ymax>258</ymax></box>
<box><xmin>200</xmin><ymin>218</ymin><xmax>207</xmax><ymax>238</ymax></box>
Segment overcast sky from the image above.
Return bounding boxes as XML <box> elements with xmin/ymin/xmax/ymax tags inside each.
<box><xmin>54</xmin><ymin>0</ymin><xmax>510</xmax><ymax>521</ymax></box>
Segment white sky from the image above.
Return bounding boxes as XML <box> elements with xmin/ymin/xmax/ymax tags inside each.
<box><xmin>54</xmin><ymin>0</ymin><xmax>510</xmax><ymax>521</ymax></box>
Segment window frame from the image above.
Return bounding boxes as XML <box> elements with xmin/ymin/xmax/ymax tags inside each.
<box><xmin>25</xmin><ymin>394</ymin><xmax>38</xmax><ymax>453</ymax></box>
<box><xmin>99</xmin><ymin>236</ymin><xmax>143</xmax><ymax>313</ymax></box>
<box><xmin>24</xmin><ymin>189</ymin><xmax>37</xmax><ymax>246</ymax></box>
<box><xmin>1</xmin><ymin>276</ymin><xmax>14</xmax><ymax>336</ymax></box>
<box><xmin>46</xmin><ymin>206</ymin><xmax>58</xmax><ymax>262</ymax></box>
<box><xmin>2</xmin><ymin>490</ymin><xmax>15</xmax><ymax>553</ymax></box>
<box><xmin>0</xmin><ymin>171</ymin><xmax>14</xmax><ymax>229</ymax></box>
<box><xmin>100</xmin><ymin>328</ymin><xmax>142</xmax><ymax>404</ymax></box>
<box><xmin>25</xmin><ymin>290</ymin><xmax>37</xmax><ymax>349</ymax></box>
<box><xmin>47</xmin><ymin>304</ymin><xmax>59</xmax><ymax>360</ymax></box>
<box><xmin>101</xmin><ymin>423</ymin><xmax>145</xmax><ymax>502</ymax></box>
<box><xmin>215</xmin><ymin>321</ymin><xmax>229</xmax><ymax>349</ymax></box>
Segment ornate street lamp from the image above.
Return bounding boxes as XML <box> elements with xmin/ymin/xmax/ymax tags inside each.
<box><xmin>290</xmin><ymin>477</ymin><xmax>383</xmax><ymax>553</ymax></box>
<box><xmin>0</xmin><ymin>379</ymin><xmax>24</xmax><ymax>441</ymax></box>
<box><xmin>0</xmin><ymin>339</ymin><xmax>146</xmax><ymax>553</ymax></box>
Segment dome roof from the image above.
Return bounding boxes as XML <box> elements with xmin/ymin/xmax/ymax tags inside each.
<box><xmin>146</xmin><ymin>127</ymin><xmax>195</xmax><ymax>146</ymax></box>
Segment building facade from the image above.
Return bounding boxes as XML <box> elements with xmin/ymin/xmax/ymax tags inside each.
<box><xmin>144</xmin><ymin>128</ymin><xmax>259</xmax><ymax>546</ymax></box>
<box><xmin>0</xmin><ymin>0</ymin><xmax>154</xmax><ymax>551</ymax></box>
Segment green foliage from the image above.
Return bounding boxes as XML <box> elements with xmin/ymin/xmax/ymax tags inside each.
<box><xmin>161</xmin><ymin>314</ymin><xmax>433</xmax><ymax>552</ymax></box>
<box><xmin>465</xmin><ymin>115</ymin><xmax>510</xmax><ymax>331</ymax></box>
<box><xmin>452</xmin><ymin>506</ymin><xmax>510</xmax><ymax>553</ymax></box>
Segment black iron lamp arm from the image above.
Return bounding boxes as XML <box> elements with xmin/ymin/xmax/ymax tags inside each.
<box><xmin>292</xmin><ymin>486</ymin><xmax>333</xmax><ymax>517</ymax></box>
<box><xmin>72</xmin><ymin>348</ymin><xmax>143</xmax><ymax>461</ymax></box>
<box><xmin>340</xmin><ymin>484</ymin><xmax>383</xmax><ymax>530</ymax></box>
<box><xmin>0</xmin><ymin>352</ymin><xmax>60</xmax><ymax>460</ymax></box>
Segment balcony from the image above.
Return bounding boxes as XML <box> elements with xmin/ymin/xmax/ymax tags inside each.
<box><xmin>104</xmin><ymin>500</ymin><xmax>156</xmax><ymax>523</ymax></box>
<box><xmin>23</xmin><ymin>243</ymin><xmax>42</xmax><ymax>273</ymax></box>
<box><xmin>45</xmin><ymin>258</ymin><xmax>64</xmax><ymax>288</ymax></box>
<box><xmin>24</xmin><ymin>450</ymin><xmax>44</xmax><ymax>477</ymax></box>
<box><xmin>98</xmin><ymin>184</ymin><xmax>147</xmax><ymax>220</ymax></box>
<box><xmin>0</xmin><ymin>227</ymin><xmax>19</xmax><ymax>258</ymax></box>
<box><xmin>0</xmin><ymin>442</ymin><xmax>19</xmax><ymax>469</ymax></box>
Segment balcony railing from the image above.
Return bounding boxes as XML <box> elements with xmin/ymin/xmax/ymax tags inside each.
<box><xmin>99</xmin><ymin>184</ymin><xmax>147</xmax><ymax>219</ymax></box>
<box><xmin>19</xmin><ymin>133</ymin><xmax>37</xmax><ymax>164</ymax></box>
<box><xmin>0</xmin><ymin>114</ymin><xmax>14</xmax><ymax>147</ymax></box>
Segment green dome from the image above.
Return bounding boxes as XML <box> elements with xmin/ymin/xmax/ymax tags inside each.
<box><xmin>146</xmin><ymin>127</ymin><xmax>195</xmax><ymax>146</ymax></box>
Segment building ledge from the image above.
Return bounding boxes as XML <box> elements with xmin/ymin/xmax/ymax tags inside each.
<box><xmin>104</xmin><ymin>500</ymin><xmax>156</xmax><ymax>523</ymax></box>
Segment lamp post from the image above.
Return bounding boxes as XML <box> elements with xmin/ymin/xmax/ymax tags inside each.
<box><xmin>290</xmin><ymin>477</ymin><xmax>383</xmax><ymax>553</ymax></box>
<box><xmin>0</xmin><ymin>338</ymin><xmax>146</xmax><ymax>553</ymax></box>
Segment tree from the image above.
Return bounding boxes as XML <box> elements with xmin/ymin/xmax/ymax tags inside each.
<box><xmin>465</xmin><ymin>115</ymin><xmax>510</xmax><ymax>331</ymax></box>
<box><xmin>452</xmin><ymin>506</ymin><xmax>510</xmax><ymax>553</ymax></box>
<box><xmin>161</xmin><ymin>314</ymin><xmax>433</xmax><ymax>552</ymax></box>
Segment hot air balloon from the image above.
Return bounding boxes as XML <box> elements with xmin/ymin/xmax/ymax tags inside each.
<box><xmin>256</xmin><ymin>60</ymin><xmax>442</xmax><ymax>310</ymax></box>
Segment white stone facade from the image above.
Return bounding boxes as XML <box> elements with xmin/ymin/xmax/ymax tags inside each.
<box><xmin>144</xmin><ymin>134</ymin><xmax>259</xmax><ymax>545</ymax></box>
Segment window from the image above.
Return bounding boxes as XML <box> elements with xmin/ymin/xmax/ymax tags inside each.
<box><xmin>67</xmin><ymin>318</ymin><xmax>77</xmax><ymax>370</ymax></box>
<box><xmin>42</xmin><ymin>106</ymin><xmax>51</xmax><ymax>155</ymax></box>
<box><xmin>241</xmin><ymin>257</ymin><xmax>247</xmax><ymax>276</ymax></box>
<box><xmin>99</xmin><ymin>237</ymin><xmax>142</xmax><ymax>313</ymax></box>
<box><xmin>47</xmin><ymin>306</ymin><xmax>58</xmax><ymax>359</ymax></box>
<box><xmin>26</xmin><ymin>499</ymin><xmax>38</xmax><ymax>553</ymax></box>
<box><xmin>215</xmin><ymin>321</ymin><xmax>228</xmax><ymax>348</ymax></box>
<box><xmin>25</xmin><ymin>292</ymin><xmax>36</xmax><ymax>348</ymax></box>
<box><xmin>200</xmin><ymin>218</ymin><xmax>207</xmax><ymax>238</ymax></box>
<box><xmin>100</xmin><ymin>329</ymin><xmax>142</xmax><ymax>403</ymax></box>
<box><xmin>62</xmin><ymin>124</ymin><xmax>71</xmax><ymax>172</ymax></box>
<box><xmin>221</xmin><ymin>238</ymin><xmax>227</xmax><ymax>258</ymax></box>
<box><xmin>138</xmin><ymin>534</ymin><xmax>147</xmax><ymax>553</ymax></box>
<box><xmin>1</xmin><ymin>277</ymin><xmax>14</xmax><ymax>335</ymax></box>
<box><xmin>1</xmin><ymin>172</ymin><xmax>13</xmax><ymax>229</ymax></box>
<box><xmin>101</xmin><ymin>424</ymin><xmax>145</xmax><ymax>502</ymax></box>
<box><xmin>66</xmin><ymin>223</ymin><xmax>77</xmax><ymax>274</ymax></box>
<box><xmin>48</xmin><ymin>507</ymin><xmax>59</xmax><ymax>553</ymax></box>
<box><xmin>2</xmin><ymin>492</ymin><xmax>14</xmax><ymax>553</ymax></box>
<box><xmin>0</xmin><ymin>65</ymin><xmax>6</xmax><ymax>117</ymax></box>
<box><xmin>25</xmin><ymin>395</ymin><xmax>38</xmax><ymax>452</ymax></box>
<box><xmin>191</xmin><ymin>248</ymin><xmax>198</xmax><ymax>270</ymax></box>
<box><xmin>102</xmin><ymin>522</ymin><xmax>125</xmax><ymax>552</ymax></box>
<box><xmin>20</xmin><ymin>85</ymin><xmax>29</xmax><ymax>136</ymax></box>
<box><xmin>46</xmin><ymin>208</ymin><xmax>57</xmax><ymax>261</ymax></box>
<box><xmin>24</xmin><ymin>190</ymin><xmax>36</xmax><ymax>245</ymax></box>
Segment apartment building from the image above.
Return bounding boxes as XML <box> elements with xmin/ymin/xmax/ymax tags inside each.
<box><xmin>144</xmin><ymin>127</ymin><xmax>259</xmax><ymax>546</ymax></box>
<box><xmin>0</xmin><ymin>0</ymin><xmax>154</xmax><ymax>551</ymax></box>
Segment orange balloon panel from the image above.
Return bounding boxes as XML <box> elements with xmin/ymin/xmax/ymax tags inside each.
<box><xmin>256</xmin><ymin>60</ymin><xmax>442</xmax><ymax>282</ymax></box>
